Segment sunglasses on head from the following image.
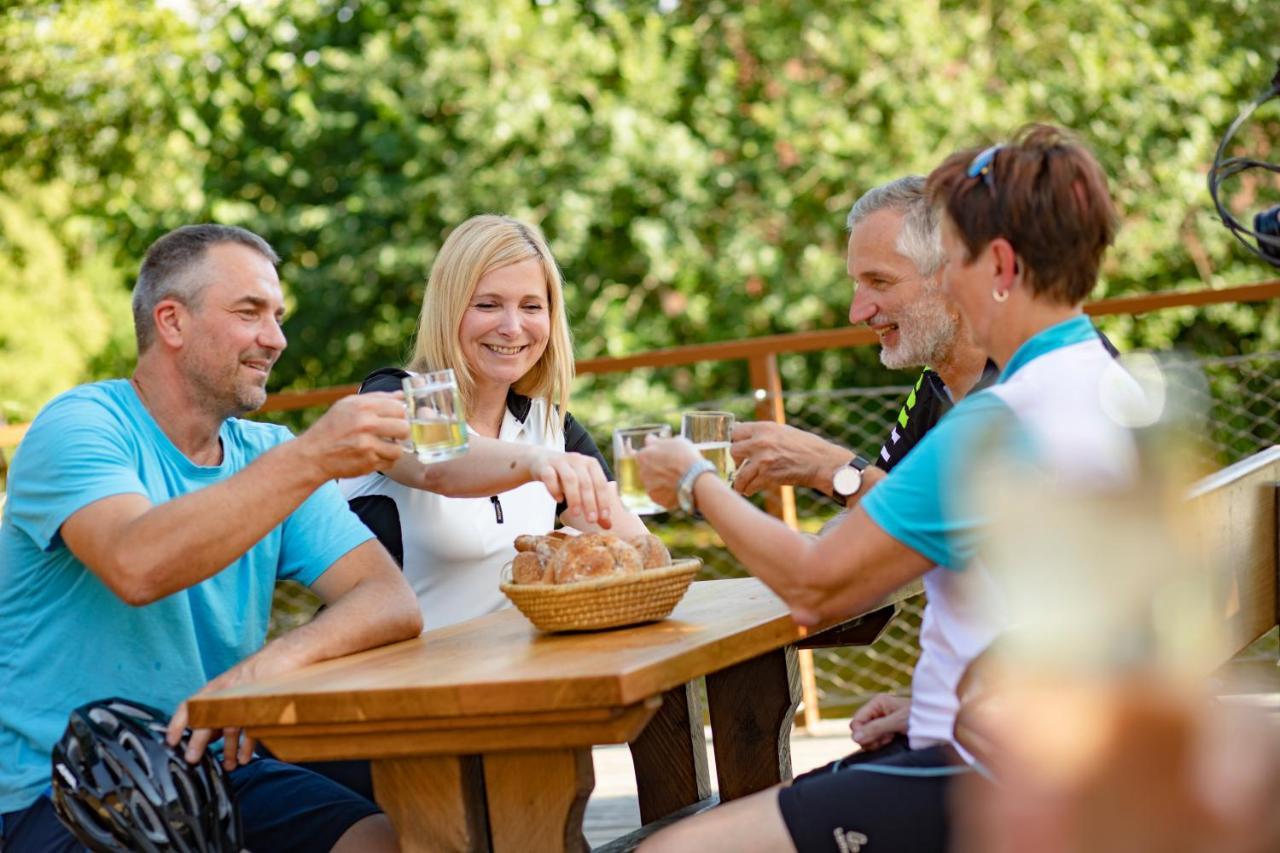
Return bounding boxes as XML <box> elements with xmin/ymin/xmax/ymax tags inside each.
<box><xmin>966</xmin><ymin>144</ymin><xmax>1004</xmax><ymax>194</ymax></box>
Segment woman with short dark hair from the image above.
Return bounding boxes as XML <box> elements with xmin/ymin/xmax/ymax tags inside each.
<box><xmin>635</xmin><ymin>124</ymin><xmax>1139</xmax><ymax>853</ymax></box>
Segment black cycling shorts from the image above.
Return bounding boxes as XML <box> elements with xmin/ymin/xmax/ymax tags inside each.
<box><xmin>777</xmin><ymin>738</ymin><xmax>977</xmax><ymax>853</ymax></box>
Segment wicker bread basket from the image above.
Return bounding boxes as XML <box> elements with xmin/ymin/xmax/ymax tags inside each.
<box><xmin>499</xmin><ymin>558</ymin><xmax>701</xmax><ymax>632</ymax></box>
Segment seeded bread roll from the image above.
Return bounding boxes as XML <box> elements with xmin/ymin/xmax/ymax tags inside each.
<box><xmin>627</xmin><ymin>534</ymin><xmax>671</xmax><ymax>569</ymax></box>
<box><xmin>550</xmin><ymin>533</ymin><xmax>643</xmax><ymax>584</ymax></box>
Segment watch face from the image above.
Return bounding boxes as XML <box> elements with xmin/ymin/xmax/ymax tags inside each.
<box><xmin>833</xmin><ymin>464</ymin><xmax>863</xmax><ymax>497</ymax></box>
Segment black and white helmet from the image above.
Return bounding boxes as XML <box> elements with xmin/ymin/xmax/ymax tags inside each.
<box><xmin>49</xmin><ymin>697</ymin><xmax>244</xmax><ymax>853</ymax></box>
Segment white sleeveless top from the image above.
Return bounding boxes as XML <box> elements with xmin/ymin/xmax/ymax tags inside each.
<box><xmin>340</xmin><ymin>397</ymin><xmax>564</xmax><ymax>631</ymax></box>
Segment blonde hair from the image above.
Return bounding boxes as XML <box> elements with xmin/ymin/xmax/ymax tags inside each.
<box><xmin>408</xmin><ymin>215</ymin><xmax>574</xmax><ymax>427</ymax></box>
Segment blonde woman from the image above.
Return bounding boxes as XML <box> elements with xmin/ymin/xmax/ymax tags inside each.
<box><xmin>341</xmin><ymin>215</ymin><xmax>645</xmax><ymax>629</ymax></box>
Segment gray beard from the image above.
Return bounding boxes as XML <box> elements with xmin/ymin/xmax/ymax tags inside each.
<box><xmin>877</xmin><ymin>294</ymin><xmax>959</xmax><ymax>370</ymax></box>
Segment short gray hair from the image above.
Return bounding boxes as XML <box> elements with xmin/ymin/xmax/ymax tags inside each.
<box><xmin>845</xmin><ymin>176</ymin><xmax>944</xmax><ymax>277</ymax></box>
<box><xmin>132</xmin><ymin>224</ymin><xmax>279</xmax><ymax>351</ymax></box>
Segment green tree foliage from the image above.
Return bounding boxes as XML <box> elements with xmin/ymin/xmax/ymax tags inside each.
<box><xmin>1</xmin><ymin>0</ymin><xmax>1277</xmax><ymax>425</ymax></box>
<box><xmin>0</xmin><ymin>184</ymin><xmax>133</xmax><ymax>422</ymax></box>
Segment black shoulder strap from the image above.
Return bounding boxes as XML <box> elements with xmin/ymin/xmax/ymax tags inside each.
<box><xmin>347</xmin><ymin>495</ymin><xmax>404</xmax><ymax>568</ymax></box>
<box><xmin>360</xmin><ymin>367</ymin><xmax>410</xmax><ymax>394</ymax></box>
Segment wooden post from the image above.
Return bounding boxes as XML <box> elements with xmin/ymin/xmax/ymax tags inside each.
<box><xmin>371</xmin><ymin>755</ymin><xmax>489</xmax><ymax>853</ymax></box>
<box><xmin>629</xmin><ymin>682</ymin><xmax>712</xmax><ymax>823</ymax></box>
<box><xmin>484</xmin><ymin>748</ymin><xmax>594</xmax><ymax>853</ymax></box>
<box><xmin>746</xmin><ymin>353</ymin><xmax>797</xmax><ymax>528</ymax></box>
<box><xmin>745</xmin><ymin>352</ymin><xmax>821</xmax><ymax>732</ymax></box>
<box><xmin>704</xmin><ymin>646</ymin><xmax>801</xmax><ymax>800</ymax></box>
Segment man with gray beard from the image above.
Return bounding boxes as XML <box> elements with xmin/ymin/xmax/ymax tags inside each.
<box><xmin>731</xmin><ymin>176</ymin><xmax>991</xmax><ymax>502</ymax></box>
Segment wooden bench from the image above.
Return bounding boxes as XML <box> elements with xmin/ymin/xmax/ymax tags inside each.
<box><xmin>1190</xmin><ymin>446</ymin><xmax>1280</xmax><ymax>680</ymax></box>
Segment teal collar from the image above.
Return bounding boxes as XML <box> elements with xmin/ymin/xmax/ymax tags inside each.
<box><xmin>998</xmin><ymin>315</ymin><xmax>1097</xmax><ymax>383</ymax></box>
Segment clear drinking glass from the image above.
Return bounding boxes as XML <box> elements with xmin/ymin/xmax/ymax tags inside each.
<box><xmin>403</xmin><ymin>370</ymin><xmax>469</xmax><ymax>463</ymax></box>
<box><xmin>681</xmin><ymin>411</ymin><xmax>736</xmax><ymax>482</ymax></box>
<box><xmin>612</xmin><ymin>423</ymin><xmax>672</xmax><ymax>515</ymax></box>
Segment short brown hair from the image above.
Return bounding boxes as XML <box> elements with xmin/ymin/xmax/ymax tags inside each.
<box><xmin>926</xmin><ymin>124</ymin><xmax>1118</xmax><ymax>305</ymax></box>
<box><xmin>132</xmin><ymin>224</ymin><xmax>279</xmax><ymax>351</ymax></box>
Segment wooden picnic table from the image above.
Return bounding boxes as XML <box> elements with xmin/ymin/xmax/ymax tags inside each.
<box><xmin>188</xmin><ymin>577</ymin><xmax>900</xmax><ymax>852</ymax></box>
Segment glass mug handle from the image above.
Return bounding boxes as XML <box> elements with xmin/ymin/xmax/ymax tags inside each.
<box><xmin>399</xmin><ymin>398</ymin><xmax>416</xmax><ymax>453</ymax></box>
<box><xmin>399</xmin><ymin>376</ymin><xmax>419</xmax><ymax>454</ymax></box>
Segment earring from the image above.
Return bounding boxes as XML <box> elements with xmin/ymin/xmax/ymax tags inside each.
<box><xmin>992</xmin><ymin>289</ymin><xmax>1009</xmax><ymax>303</ymax></box>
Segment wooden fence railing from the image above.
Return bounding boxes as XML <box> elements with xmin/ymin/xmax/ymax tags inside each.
<box><xmin>2</xmin><ymin>279</ymin><xmax>1277</xmax><ymax>450</ymax></box>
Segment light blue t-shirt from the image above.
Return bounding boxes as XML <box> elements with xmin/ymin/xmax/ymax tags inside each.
<box><xmin>0</xmin><ymin>380</ymin><xmax>373</xmax><ymax>812</ymax></box>
<box><xmin>862</xmin><ymin>315</ymin><xmax>1104</xmax><ymax>569</ymax></box>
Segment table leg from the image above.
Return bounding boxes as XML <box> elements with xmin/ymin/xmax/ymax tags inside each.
<box><xmin>629</xmin><ymin>681</ymin><xmax>712</xmax><ymax>823</ymax></box>
<box><xmin>705</xmin><ymin>645</ymin><xmax>801</xmax><ymax>801</ymax></box>
<box><xmin>371</xmin><ymin>754</ymin><xmax>489</xmax><ymax>853</ymax></box>
<box><xmin>483</xmin><ymin>748</ymin><xmax>594</xmax><ymax>853</ymax></box>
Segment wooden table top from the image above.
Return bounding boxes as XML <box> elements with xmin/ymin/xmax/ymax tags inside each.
<box><xmin>190</xmin><ymin>577</ymin><xmax>814</xmax><ymax>729</ymax></box>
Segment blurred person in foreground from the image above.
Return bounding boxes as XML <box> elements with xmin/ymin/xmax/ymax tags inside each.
<box><xmin>951</xmin><ymin>649</ymin><xmax>1280</xmax><ymax>853</ymax></box>
<box><xmin>341</xmin><ymin>214</ymin><xmax>646</xmax><ymax>632</ymax></box>
<box><xmin>635</xmin><ymin>125</ymin><xmax>1138</xmax><ymax>852</ymax></box>
<box><xmin>0</xmin><ymin>224</ymin><xmax>424</xmax><ymax>851</ymax></box>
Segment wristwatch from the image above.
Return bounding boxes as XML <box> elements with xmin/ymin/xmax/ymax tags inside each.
<box><xmin>831</xmin><ymin>456</ymin><xmax>872</xmax><ymax>506</ymax></box>
<box><xmin>677</xmin><ymin>458</ymin><xmax>718</xmax><ymax>515</ymax></box>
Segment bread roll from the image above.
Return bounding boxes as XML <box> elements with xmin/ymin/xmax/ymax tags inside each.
<box><xmin>627</xmin><ymin>534</ymin><xmax>671</xmax><ymax>569</ymax></box>
<box><xmin>511</xmin><ymin>550</ymin><xmax>551</xmax><ymax>584</ymax></box>
<box><xmin>550</xmin><ymin>533</ymin><xmax>643</xmax><ymax>584</ymax></box>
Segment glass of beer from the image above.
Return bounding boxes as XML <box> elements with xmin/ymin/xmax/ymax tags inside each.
<box><xmin>681</xmin><ymin>411</ymin><xmax>736</xmax><ymax>482</ymax></box>
<box><xmin>612</xmin><ymin>423</ymin><xmax>672</xmax><ymax>515</ymax></box>
<box><xmin>403</xmin><ymin>370</ymin><xmax>469</xmax><ymax>463</ymax></box>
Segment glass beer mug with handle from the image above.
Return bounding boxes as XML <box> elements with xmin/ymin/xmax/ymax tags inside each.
<box><xmin>681</xmin><ymin>411</ymin><xmax>736</xmax><ymax>482</ymax></box>
<box><xmin>612</xmin><ymin>424</ymin><xmax>672</xmax><ymax>515</ymax></box>
<box><xmin>403</xmin><ymin>370</ymin><xmax>469</xmax><ymax>463</ymax></box>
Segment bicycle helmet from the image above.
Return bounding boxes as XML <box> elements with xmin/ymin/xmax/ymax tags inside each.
<box><xmin>1209</xmin><ymin>59</ymin><xmax>1280</xmax><ymax>268</ymax></box>
<box><xmin>49</xmin><ymin>697</ymin><xmax>244</xmax><ymax>852</ymax></box>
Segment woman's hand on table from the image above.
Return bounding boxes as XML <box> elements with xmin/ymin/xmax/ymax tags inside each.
<box><xmin>635</xmin><ymin>436</ymin><xmax>702</xmax><ymax>510</ymax></box>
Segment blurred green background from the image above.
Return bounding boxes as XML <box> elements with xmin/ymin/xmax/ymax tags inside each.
<box><xmin>2</xmin><ymin>0</ymin><xmax>1278</xmax><ymax>429</ymax></box>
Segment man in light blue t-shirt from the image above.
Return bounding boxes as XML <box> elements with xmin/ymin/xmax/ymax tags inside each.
<box><xmin>0</xmin><ymin>225</ymin><xmax>425</xmax><ymax>852</ymax></box>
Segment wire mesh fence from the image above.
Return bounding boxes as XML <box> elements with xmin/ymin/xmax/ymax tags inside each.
<box><xmin>266</xmin><ymin>350</ymin><xmax>1280</xmax><ymax>714</ymax></box>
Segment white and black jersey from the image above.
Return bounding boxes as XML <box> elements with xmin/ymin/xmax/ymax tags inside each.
<box><xmin>341</xmin><ymin>367</ymin><xmax>611</xmax><ymax>630</ymax></box>
<box><xmin>877</xmin><ymin>332</ymin><xmax>1116</xmax><ymax>473</ymax></box>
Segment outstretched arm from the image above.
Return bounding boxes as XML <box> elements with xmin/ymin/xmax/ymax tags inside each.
<box><xmin>62</xmin><ymin>393</ymin><xmax>410</xmax><ymax>606</ymax></box>
<box><xmin>381</xmin><ymin>436</ymin><xmax>636</xmax><ymax>531</ymax></box>
<box><xmin>637</xmin><ymin>437</ymin><xmax>930</xmax><ymax>625</ymax></box>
